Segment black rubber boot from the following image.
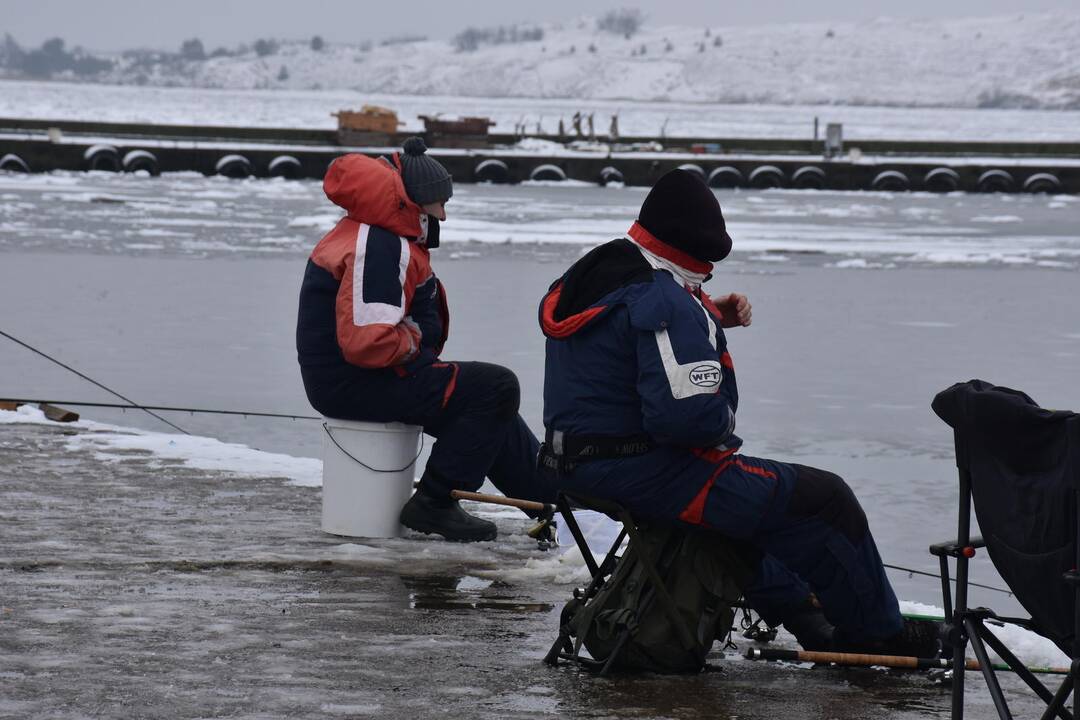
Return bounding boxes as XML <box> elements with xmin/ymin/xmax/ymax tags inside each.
<box><xmin>399</xmin><ymin>486</ymin><xmax>497</xmax><ymax>542</ymax></box>
<box><xmin>781</xmin><ymin>602</ymin><xmax>836</xmax><ymax>651</ymax></box>
<box><xmin>835</xmin><ymin>617</ymin><xmax>943</xmax><ymax>658</ymax></box>
<box><xmin>876</xmin><ymin>617</ymin><xmax>943</xmax><ymax>658</ymax></box>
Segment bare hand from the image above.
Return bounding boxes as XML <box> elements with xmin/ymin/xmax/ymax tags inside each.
<box><xmin>712</xmin><ymin>292</ymin><xmax>752</xmax><ymax>328</ymax></box>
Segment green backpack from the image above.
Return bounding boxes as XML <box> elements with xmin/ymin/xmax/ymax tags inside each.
<box><xmin>567</xmin><ymin>524</ymin><xmax>752</xmax><ymax>673</ymax></box>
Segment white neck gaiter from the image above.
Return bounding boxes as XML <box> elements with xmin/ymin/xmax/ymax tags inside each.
<box><xmin>632</xmin><ymin>240</ymin><xmax>708</xmax><ymax>291</ymax></box>
<box><xmin>417</xmin><ymin>213</ymin><xmax>429</xmax><ymax>246</ymax></box>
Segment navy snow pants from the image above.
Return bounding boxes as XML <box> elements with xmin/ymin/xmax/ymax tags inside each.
<box><xmin>720</xmin><ymin>455</ymin><xmax>904</xmax><ymax>643</ymax></box>
<box><xmin>549</xmin><ymin>450</ymin><xmax>903</xmax><ymax>643</ymax></box>
<box><xmin>301</xmin><ymin>360</ymin><xmax>555</xmax><ymax>506</ymax></box>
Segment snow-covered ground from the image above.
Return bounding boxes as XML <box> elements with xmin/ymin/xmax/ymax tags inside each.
<box><xmin>5</xmin><ymin>12</ymin><xmax>1080</xmax><ymax>110</ymax></box>
<box><xmin>3</xmin><ymin>403</ymin><xmax>1070</xmax><ymax>672</ymax></box>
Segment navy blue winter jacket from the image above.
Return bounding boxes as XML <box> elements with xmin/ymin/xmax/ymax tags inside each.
<box><xmin>540</xmin><ymin>236</ymin><xmax>741</xmax><ymax>452</ymax></box>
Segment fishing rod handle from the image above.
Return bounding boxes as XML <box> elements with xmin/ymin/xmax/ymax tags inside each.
<box><xmin>450</xmin><ymin>490</ymin><xmax>549</xmax><ymax>513</ymax></box>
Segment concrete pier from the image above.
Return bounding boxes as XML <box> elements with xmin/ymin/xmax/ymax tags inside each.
<box><xmin>1</xmin><ymin>117</ymin><xmax>1078</xmax><ymax>193</ymax></box>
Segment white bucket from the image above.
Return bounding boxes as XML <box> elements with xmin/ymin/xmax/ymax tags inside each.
<box><xmin>321</xmin><ymin>417</ymin><xmax>422</xmax><ymax>538</ymax></box>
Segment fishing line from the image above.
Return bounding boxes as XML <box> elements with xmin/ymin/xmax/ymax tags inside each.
<box><xmin>2</xmin><ymin>399</ymin><xmax>319</xmax><ymax>421</ymax></box>
<box><xmin>884</xmin><ymin>562</ymin><xmax>1013</xmax><ymax>596</ymax></box>
<box><xmin>0</xmin><ymin>329</ymin><xmax>189</xmax><ymax>434</ymax></box>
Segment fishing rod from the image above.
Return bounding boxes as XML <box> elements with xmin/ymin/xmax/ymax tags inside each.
<box><xmin>2</xmin><ymin>398</ymin><xmax>319</xmax><ymax>422</ymax></box>
<box><xmin>745</xmin><ymin>647</ymin><xmax>1070</xmax><ymax>676</ymax></box>
<box><xmin>1</xmin><ymin>329</ymin><xmax>190</xmax><ymax>434</ymax></box>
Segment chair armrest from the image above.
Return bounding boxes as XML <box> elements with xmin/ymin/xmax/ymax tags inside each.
<box><xmin>929</xmin><ymin>536</ymin><xmax>986</xmax><ymax>557</ymax></box>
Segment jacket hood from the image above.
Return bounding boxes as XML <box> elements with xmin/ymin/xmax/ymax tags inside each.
<box><xmin>539</xmin><ymin>238</ymin><xmax>654</xmax><ymax>339</ymax></box>
<box><xmin>323</xmin><ymin>153</ymin><xmax>423</xmax><ymax>237</ymax></box>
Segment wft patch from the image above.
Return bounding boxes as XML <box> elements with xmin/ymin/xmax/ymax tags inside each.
<box><xmin>689</xmin><ymin>364</ymin><xmax>722</xmax><ymax>388</ymax></box>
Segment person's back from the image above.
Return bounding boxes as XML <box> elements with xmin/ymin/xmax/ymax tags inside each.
<box><xmin>540</xmin><ymin>235</ymin><xmax>741</xmax><ymax>521</ymax></box>
<box><xmin>297</xmin><ymin>138</ymin><xmax>552</xmax><ymax>543</ymax></box>
<box><xmin>297</xmin><ymin>152</ymin><xmax>445</xmax><ymax>376</ymax></box>
<box><xmin>538</xmin><ymin>169</ymin><xmax>940</xmax><ymax>658</ymax></box>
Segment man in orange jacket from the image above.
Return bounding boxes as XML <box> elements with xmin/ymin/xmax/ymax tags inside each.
<box><xmin>297</xmin><ymin>138</ymin><xmax>551</xmax><ymax>542</ymax></box>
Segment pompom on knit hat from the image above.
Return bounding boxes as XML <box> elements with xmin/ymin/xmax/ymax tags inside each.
<box><xmin>399</xmin><ymin>136</ymin><xmax>453</xmax><ymax>206</ymax></box>
<box><xmin>637</xmin><ymin>168</ymin><xmax>732</xmax><ymax>263</ymax></box>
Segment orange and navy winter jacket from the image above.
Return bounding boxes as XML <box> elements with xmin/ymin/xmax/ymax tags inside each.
<box><xmin>296</xmin><ymin>153</ymin><xmax>449</xmax><ymax>370</ymax></box>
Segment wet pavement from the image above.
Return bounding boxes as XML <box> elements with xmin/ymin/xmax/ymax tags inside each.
<box><xmin>0</xmin><ymin>420</ymin><xmax>1052</xmax><ymax>719</ymax></box>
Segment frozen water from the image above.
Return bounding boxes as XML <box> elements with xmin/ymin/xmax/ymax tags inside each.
<box><xmin>1</xmin><ymin>173</ymin><xmax>1077</xmax><ymax>269</ymax></box>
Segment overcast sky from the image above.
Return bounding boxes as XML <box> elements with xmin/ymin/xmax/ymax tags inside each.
<box><xmin>3</xmin><ymin>0</ymin><xmax>1077</xmax><ymax>52</ymax></box>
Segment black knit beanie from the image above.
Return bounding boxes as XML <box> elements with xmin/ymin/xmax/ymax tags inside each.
<box><xmin>638</xmin><ymin>169</ymin><xmax>732</xmax><ymax>262</ymax></box>
<box><xmin>399</xmin><ymin>136</ymin><xmax>453</xmax><ymax>206</ymax></box>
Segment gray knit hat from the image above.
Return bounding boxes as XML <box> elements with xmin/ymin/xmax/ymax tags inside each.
<box><xmin>399</xmin><ymin>137</ymin><xmax>453</xmax><ymax>205</ymax></box>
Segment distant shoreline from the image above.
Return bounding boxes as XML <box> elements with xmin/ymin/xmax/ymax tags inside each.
<box><xmin>1</xmin><ymin>75</ymin><xmax>1076</xmax><ymax>113</ymax></box>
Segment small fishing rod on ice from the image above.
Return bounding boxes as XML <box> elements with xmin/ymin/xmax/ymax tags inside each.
<box><xmin>3</xmin><ymin>398</ymin><xmax>319</xmax><ymax>422</ymax></box>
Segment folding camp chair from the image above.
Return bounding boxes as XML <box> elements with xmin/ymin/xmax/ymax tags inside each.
<box><xmin>542</xmin><ymin>491</ymin><xmax>714</xmax><ymax>675</ymax></box>
<box><xmin>930</xmin><ymin>379</ymin><xmax>1080</xmax><ymax>720</ymax></box>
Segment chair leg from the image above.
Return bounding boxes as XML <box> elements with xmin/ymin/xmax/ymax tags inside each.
<box><xmin>965</xmin><ymin>617</ymin><xmax>1014</xmax><ymax>719</ymax></box>
<box><xmin>544</xmin><ymin>630</ymin><xmax>569</xmax><ymax>666</ymax></box>
<box><xmin>977</xmin><ymin>624</ymin><xmax>1070</xmax><ymax>719</ymax></box>
<box><xmin>951</xmin><ymin>467</ymin><xmax>975</xmax><ymax>720</ymax></box>
<box><xmin>1041</xmin><ymin>673</ymin><xmax>1075</xmax><ymax>720</ymax></box>
<box><xmin>938</xmin><ymin>553</ymin><xmax>954</xmax><ymax>620</ymax></box>
<box><xmin>547</xmin><ymin>493</ymin><xmax>628</xmax><ymax>670</ymax></box>
<box><xmin>558</xmin><ymin>495</ymin><xmax>600</xmax><ymax>577</ymax></box>
<box><xmin>952</xmin><ymin>631</ymin><xmax>969</xmax><ymax>720</ymax></box>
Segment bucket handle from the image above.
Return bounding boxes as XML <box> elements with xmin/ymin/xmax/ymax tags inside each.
<box><xmin>322</xmin><ymin>422</ymin><xmax>425</xmax><ymax>473</ymax></box>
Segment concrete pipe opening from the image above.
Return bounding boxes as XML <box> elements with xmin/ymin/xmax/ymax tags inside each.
<box><xmin>976</xmin><ymin>169</ymin><xmax>1016</xmax><ymax>193</ymax></box>
<box><xmin>474</xmin><ymin>159</ymin><xmax>510</xmax><ymax>184</ymax></box>
<box><xmin>268</xmin><ymin>155</ymin><xmax>303</xmax><ymax>179</ymax></box>
<box><xmin>792</xmin><ymin>166</ymin><xmax>826</xmax><ymax>190</ymax></box>
<box><xmin>924</xmin><ymin>167</ymin><xmax>960</xmax><ymax>193</ymax></box>
<box><xmin>598</xmin><ymin>166</ymin><xmax>624</xmax><ymax>186</ymax></box>
<box><xmin>122</xmin><ymin>150</ymin><xmax>160</xmax><ymax>176</ymax></box>
<box><xmin>0</xmin><ymin>153</ymin><xmax>30</xmax><ymax>173</ymax></box>
<box><xmin>83</xmin><ymin>144</ymin><xmax>121</xmax><ymax>173</ymax></box>
<box><xmin>871</xmin><ymin>170</ymin><xmax>910</xmax><ymax>192</ymax></box>
<box><xmin>529</xmin><ymin>164</ymin><xmax>567</xmax><ymax>182</ymax></box>
<box><xmin>1023</xmin><ymin>173</ymin><xmax>1062</xmax><ymax>194</ymax></box>
<box><xmin>677</xmin><ymin>163</ymin><xmax>706</xmax><ymax>181</ymax></box>
<box><xmin>215</xmin><ymin>154</ymin><xmax>254</xmax><ymax>179</ymax></box>
<box><xmin>749</xmin><ymin>165</ymin><xmax>786</xmax><ymax>189</ymax></box>
<box><xmin>707</xmin><ymin>166</ymin><xmax>744</xmax><ymax>189</ymax></box>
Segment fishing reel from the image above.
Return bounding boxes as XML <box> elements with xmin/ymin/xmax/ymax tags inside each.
<box><xmin>527</xmin><ymin>508</ymin><xmax>559</xmax><ymax>551</ymax></box>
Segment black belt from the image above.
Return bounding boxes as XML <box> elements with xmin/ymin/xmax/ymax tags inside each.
<box><xmin>538</xmin><ymin>428</ymin><xmax>653</xmax><ymax>473</ymax></box>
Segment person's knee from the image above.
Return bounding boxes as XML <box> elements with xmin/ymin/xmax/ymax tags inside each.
<box><xmin>453</xmin><ymin>362</ymin><xmax>521</xmax><ymax>421</ymax></box>
<box><xmin>488</xmin><ymin>365</ymin><xmax>521</xmax><ymax>421</ymax></box>
<box><xmin>786</xmin><ymin>464</ymin><xmax>868</xmax><ymax>543</ymax></box>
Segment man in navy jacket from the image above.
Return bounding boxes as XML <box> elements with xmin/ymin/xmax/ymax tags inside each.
<box><xmin>538</xmin><ymin>169</ymin><xmax>936</xmax><ymax>655</ymax></box>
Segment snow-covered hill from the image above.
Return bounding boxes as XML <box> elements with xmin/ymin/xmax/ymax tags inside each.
<box><xmin>12</xmin><ymin>12</ymin><xmax>1080</xmax><ymax>109</ymax></box>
